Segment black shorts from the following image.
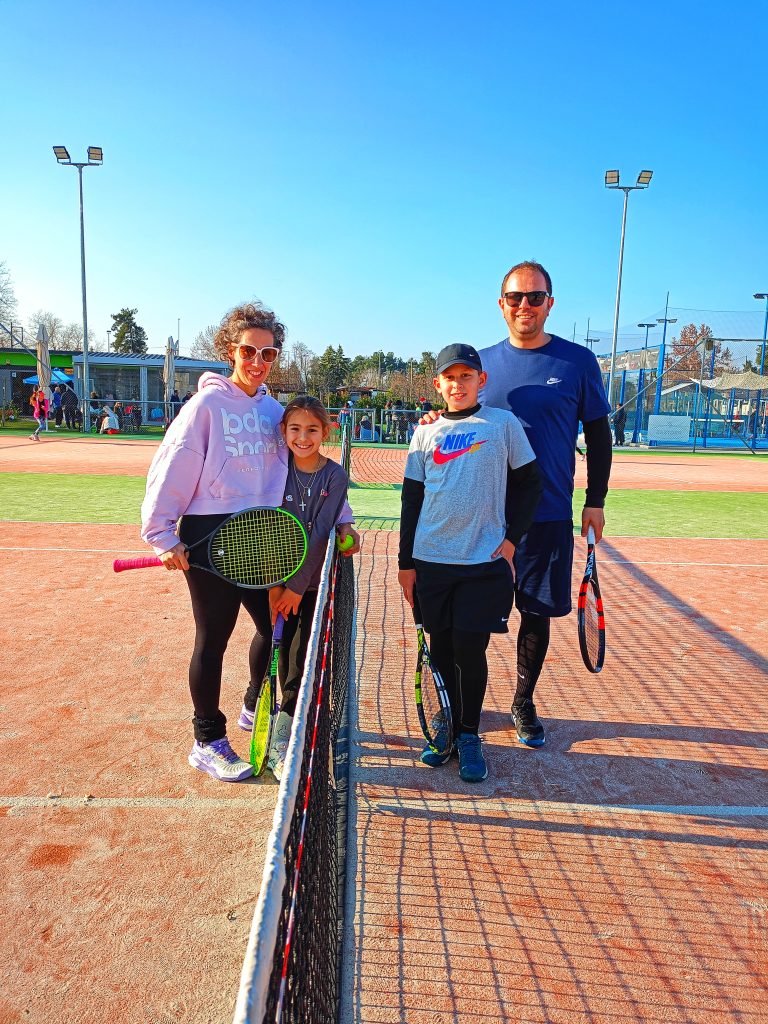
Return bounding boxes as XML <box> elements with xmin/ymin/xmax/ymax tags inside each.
<box><xmin>513</xmin><ymin>519</ymin><xmax>574</xmax><ymax>618</ymax></box>
<box><xmin>414</xmin><ymin>558</ymin><xmax>514</xmax><ymax>635</ymax></box>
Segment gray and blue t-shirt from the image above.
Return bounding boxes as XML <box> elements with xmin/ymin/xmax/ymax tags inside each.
<box><xmin>404</xmin><ymin>406</ymin><xmax>535</xmax><ymax>566</ymax></box>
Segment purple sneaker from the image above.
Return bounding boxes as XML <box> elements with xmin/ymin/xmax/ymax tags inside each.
<box><xmin>188</xmin><ymin>737</ymin><xmax>253</xmax><ymax>782</ymax></box>
<box><xmin>237</xmin><ymin>705</ymin><xmax>255</xmax><ymax>732</ymax></box>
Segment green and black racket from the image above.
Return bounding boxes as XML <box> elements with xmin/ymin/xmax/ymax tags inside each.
<box><xmin>114</xmin><ymin>506</ymin><xmax>308</xmax><ymax>589</ymax></box>
<box><xmin>250</xmin><ymin>611</ymin><xmax>284</xmax><ymax>775</ymax></box>
<box><xmin>413</xmin><ymin>595</ymin><xmax>454</xmax><ymax>757</ymax></box>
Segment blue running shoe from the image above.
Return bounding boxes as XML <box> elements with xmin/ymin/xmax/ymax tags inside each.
<box><xmin>456</xmin><ymin>732</ymin><xmax>488</xmax><ymax>783</ymax></box>
<box><xmin>419</xmin><ymin>716</ymin><xmax>454</xmax><ymax>767</ymax></box>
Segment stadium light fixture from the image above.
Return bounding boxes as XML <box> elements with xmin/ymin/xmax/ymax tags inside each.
<box><xmin>604</xmin><ymin>169</ymin><xmax>655</xmax><ymax>406</ymax></box>
<box><xmin>52</xmin><ymin>145</ymin><xmax>103</xmax><ymax>429</ymax></box>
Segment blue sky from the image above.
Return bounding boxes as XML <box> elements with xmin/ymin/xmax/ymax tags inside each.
<box><xmin>3</xmin><ymin>0</ymin><xmax>767</xmax><ymax>358</ymax></box>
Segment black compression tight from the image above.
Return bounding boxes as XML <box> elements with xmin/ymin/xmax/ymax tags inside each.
<box><xmin>515</xmin><ymin>612</ymin><xmax>550</xmax><ymax>703</ymax></box>
<box><xmin>184</xmin><ymin>567</ymin><xmax>271</xmax><ymax>743</ymax></box>
<box><xmin>428</xmin><ymin>628</ymin><xmax>491</xmax><ymax>736</ymax></box>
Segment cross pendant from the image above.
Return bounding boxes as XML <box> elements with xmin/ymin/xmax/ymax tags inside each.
<box><xmin>299</xmin><ymin>498</ymin><xmax>307</xmax><ymax>511</ymax></box>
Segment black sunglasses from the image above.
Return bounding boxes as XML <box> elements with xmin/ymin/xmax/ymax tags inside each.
<box><xmin>502</xmin><ymin>291</ymin><xmax>550</xmax><ymax>307</ymax></box>
<box><xmin>233</xmin><ymin>343</ymin><xmax>280</xmax><ymax>363</ymax></box>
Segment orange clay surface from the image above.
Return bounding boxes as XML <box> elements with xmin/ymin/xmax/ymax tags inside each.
<box><xmin>2</xmin><ymin>439</ymin><xmax>767</xmax><ymax>1023</ymax></box>
<box><xmin>1</xmin><ymin>432</ymin><xmax>767</xmax><ymax>491</ymax></box>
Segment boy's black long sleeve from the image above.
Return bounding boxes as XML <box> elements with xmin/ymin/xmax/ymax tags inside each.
<box><xmin>504</xmin><ymin>459</ymin><xmax>543</xmax><ymax>545</ymax></box>
<box><xmin>399</xmin><ymin>477</ymin><xmax>425</xmax><ymax>569</ymax></box>
<box><xmin>583</xmin><ymin>415</ymin><xmax>613</xmax><ymax>508</ymax></box>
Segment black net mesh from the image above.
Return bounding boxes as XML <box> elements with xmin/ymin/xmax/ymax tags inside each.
<box><xmin>260</xmin><ymin>550</ymin><xmax>354</xmax><ymax>1024</ymax></box>
<box><xmin>258</xmin><ymin>417</ymin><xmax>353</xmax><ymax>1024</ymax></box>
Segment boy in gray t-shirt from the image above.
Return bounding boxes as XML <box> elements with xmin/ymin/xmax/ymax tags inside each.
<box><xmin>398</xmin><ymin>344</ymin><xmax>541</xmax><ymax>782</ymax></box>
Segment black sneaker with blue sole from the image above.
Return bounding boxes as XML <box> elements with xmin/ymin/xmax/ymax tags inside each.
<box><xmin>511</xmin><ymin>699</ymin><xmax>545</xmax><ymax>747</ymax></box>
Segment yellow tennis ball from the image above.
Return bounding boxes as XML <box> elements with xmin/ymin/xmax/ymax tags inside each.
<box><xmin>336</xmin><ymin>533</ymin><xmax>354</xmax><ymax>552</ymax></box>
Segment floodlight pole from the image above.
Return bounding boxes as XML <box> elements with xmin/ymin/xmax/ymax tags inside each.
<box><xmin>605</xmin><ymin>171</ymin><xmax>653</xmax><ymax>408</ymax></box>
<box><xmin>53</xmin><ymin>146</ymin><xmax>102</xmax><ymax>430</ymax></box>
<box><xmin>652</xmin><ymin>295</ymin><xmax>677</xmax><ymax>415</ymax></box>
<box><xmin>753</xmin><ymin>293</ymin><xmax>768</xmax><ymax>448</ymax></box>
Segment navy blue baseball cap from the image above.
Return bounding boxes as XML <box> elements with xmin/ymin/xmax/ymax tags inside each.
<box><xmin>435</xmin><ymin>343</ymin><xmax>483</xmax><ymax>375</ymax></box>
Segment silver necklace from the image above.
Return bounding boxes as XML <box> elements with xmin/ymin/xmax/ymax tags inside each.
<box><xmin>292</xmin><ymin>461</ymin><xmax>321</xmax><ymax>512</ymax></box>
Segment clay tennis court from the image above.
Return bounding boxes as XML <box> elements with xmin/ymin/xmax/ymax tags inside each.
<box><xmin>2</xmin><ymin>435</ymin><xmax>767</xmax><ymax>1023</ymax></box>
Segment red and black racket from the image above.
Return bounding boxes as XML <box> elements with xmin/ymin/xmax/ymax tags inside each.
<box><xmin>577</xmin><ymin>526</ymin><xmax>606</xmax><ymax>673</ymax></box>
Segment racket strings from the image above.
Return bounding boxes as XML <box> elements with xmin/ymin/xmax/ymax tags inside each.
<box><xmin>212</xmin><ymin>509</ymin><xmax>306</xmax><ymax>587</ymax></box>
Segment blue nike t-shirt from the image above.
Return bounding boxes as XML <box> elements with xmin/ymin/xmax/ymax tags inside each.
<box><xmin>479</xmin><ymin>335</ymin><xmax>610</xmax><ymax>521</ymax></box>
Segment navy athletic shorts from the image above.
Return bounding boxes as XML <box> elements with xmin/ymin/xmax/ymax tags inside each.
<box><xmin>513</xmin><ymin>519</ymin><xmax>574</xmax><ymax>618</ymax></box>
<box><xmin>413</xmin><ymin>558</ymin><xmax>514</xmax><ymax>635</ymax></box>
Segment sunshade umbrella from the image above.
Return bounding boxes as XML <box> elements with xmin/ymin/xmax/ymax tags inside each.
<box><xmin>23</xmin><ymin>369</ymin><xmax>71</xmax><ymax>386</ymax></box>
<box><xmin>163</xmin><ymin>335</ymin><xmax>178</xmax><ymax>406</ymax></box>
<box><xmin>35</xmin><ymin>324</ymin><xmax>52</xmax><ymax>403</ymax></box>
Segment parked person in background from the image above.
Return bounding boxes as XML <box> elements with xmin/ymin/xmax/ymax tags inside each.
<box><xmin>51</xmin><ymin>386</ymin><xmax>64</xmax><ymax>429</ymax></box>
<box><xmin>113</xmin><ymin>402</ymin><xmax>125</xmax><ymax>431</ymax></box>
<box><xmin>61</xmin><ymin>386</ymin><xmax>79</xmax><ymax>429</ymax></box>
<box><xmin>612</xmin><ymin>404</ymin><xmax>627</xmax><ymax>446</ymax></box>
<box><xmin>89</xmin><ymin>390</ymin><xmax>102</xmax><ymax>430</ymax></box>
<box><xmin>29</xmin><ymin>388</ymin><xmax>49</xmax><ymax>441</ymax></box>
<box><xmin>100</xmin><ymin>405</ymin><xmax>120</xmax><ymax>434</ymax></box>
<box><xmin>182</xmin><ymin>390</ymin><xmax>194</xmax><ymax>406</ymax></box>
<box><xmin>170</xmin><ymin>390</ymin><xmax>181</xmax><ymax>419</ymax></box>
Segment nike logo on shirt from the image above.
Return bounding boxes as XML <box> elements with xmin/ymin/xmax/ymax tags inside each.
<box><xmin>433</xmin><ymin>439</ymin><xmax>488</xmax><ymax>464</ymax></box>
<box><xmin>546</xmin><ymin>377</ymin><xmax>562</xmax><ymax>385</ymax></box>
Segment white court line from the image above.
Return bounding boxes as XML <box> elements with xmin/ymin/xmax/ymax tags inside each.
<box><xmin>0</xmin><ymin>794</ymin><xmax>267</xmax><ymax>810</ymax></box>
<box><xmin>0</xmin><ymin>546</ymin><xmax>141</xmax><ymax>554</ymax></box>
<box><xmin>367</xmin><ymin>795</ymin><xmax>768</xmax><ymax>819</ymax></box>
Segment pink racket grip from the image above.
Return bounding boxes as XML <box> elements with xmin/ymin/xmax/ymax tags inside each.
<box><xmin>113</xmin><ymin>555</ymin><xmax>163</xmax><ymax>572</ymax></box>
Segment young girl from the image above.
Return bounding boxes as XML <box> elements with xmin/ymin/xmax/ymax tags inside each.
<box><xmin>29</xmin><ymin>389</ymin><xmax>49</xmax><ymax>440</ymax></box>
<box><xmin>238</xmin><ymin>396</ymin><xmax>351</xmax><ymax>780</ymax></box>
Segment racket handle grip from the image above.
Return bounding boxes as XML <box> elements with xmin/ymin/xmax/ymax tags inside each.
<box><xmin>113</xmin><ymin>556</ymin><xmax>163</xmax><ymax>572</ymax></box>
<box><xmin>587</xmin><ymin>526</ymin><xmax>596</xmax><ymax>545</ymax></box>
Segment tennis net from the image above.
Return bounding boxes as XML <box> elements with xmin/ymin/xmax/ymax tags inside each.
<box><xmin>233</xmin><ymin>426</ymin><xmax>355</xmax><ymax>1024</ymax></box>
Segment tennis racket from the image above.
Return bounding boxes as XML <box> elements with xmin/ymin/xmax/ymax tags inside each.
<box><xmin>250</xmin><ymin>613</ymin><xmax>283</xmax><ymax>775</ymax></box>
<box><xmin>577</xmin><ymin>525</ymin><xmax>606</xmax><ymax>673</ymax></box>
<box><xmin>114</xmin><ymin>506</ymin><xmax>308</xmax><ymax>588</ymax></box>
<box><xmin>413</xmin><ymin>595</ymin><xmax>453</xmax><ymax>756</ymax></box>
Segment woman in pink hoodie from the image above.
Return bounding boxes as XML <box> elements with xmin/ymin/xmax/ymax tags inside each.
<box><xmin>141</xmin><ymin>302</ymin><xmax>355</xmax><ymax>783</ymax></box>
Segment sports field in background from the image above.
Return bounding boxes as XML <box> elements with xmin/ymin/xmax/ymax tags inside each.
<box><xmin>2</xmin><ymin>431</ymin><xmax>767</xmax><ymax>1024</ymax></box>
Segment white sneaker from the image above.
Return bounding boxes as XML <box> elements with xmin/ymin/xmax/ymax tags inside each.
<box><xmin>267</xmin><ymin>711</ymin><xmax>293</xmax><ymax>781</ymax></box>
<box><xmin>188</xmin><ymin>737</ymin><xmax>253</xmax><ymax>782</ymax></box>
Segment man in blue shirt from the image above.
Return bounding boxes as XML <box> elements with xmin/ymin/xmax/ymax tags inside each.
<box><xmin>481</xmin><ymin>261</ymin><xmax>612</xmax><ymax>746</ymax></box>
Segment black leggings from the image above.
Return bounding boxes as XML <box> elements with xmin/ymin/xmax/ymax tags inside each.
<box><xmin>515</xmin><ymin>612</ymin><xmax>550</xmax><ymax>703</ymax></box>
<box><xmin>242</xmin><ymin>590</ymin><xmax>318</xmax><ymax>719</ymax></box>
<box><xmin>184</xmin><ymin>567</ymin><xmax>271</xmax><ymax>743</ymax></box>
<box><xmin>428</xmin><ymin>628</ymin><xmax>491</xmax><ymax>736</ymax></box>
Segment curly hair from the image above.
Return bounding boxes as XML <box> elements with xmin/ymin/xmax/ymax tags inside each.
<box><xmin>500</xmin><ymin>260</ymin><xmax>553</xmax><ymax>297</ymax></box>
<box><xmin>213</xmin><ymin>302</ymin><xmax>287</xmax><ymax>363</ymax></box>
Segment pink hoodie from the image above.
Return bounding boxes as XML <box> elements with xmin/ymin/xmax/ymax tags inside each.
<box><xmin>141</xmin><ymin>373</ymin><xmax>289</xmax><ymax>555</ymax></box>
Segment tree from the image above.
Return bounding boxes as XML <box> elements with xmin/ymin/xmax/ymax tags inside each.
<box><xmin>0</xmin><ymin>262</ymin><xmax>17</xmax><ymax>324</ymax></box>
<box><xmin>313</xmin><ymin>345</ymin><xmax>350</xmax><ymax>400</ymax></box>
<box><xmin>286</xmin><ymin>341</ymin><xmax>315</xmax><ymax>391</ymax></box>
<box><xmin>111</xmin><ymin>308</ymin><xmax>148</xmax><ymax>355</ymax></box>
<box><xmin>190</xmin><ymin>324</ymin><xmax>218</xmax><ymax>360</ymax></box>
<box><xmin>668</xmin><ymin>324</ymin><xmax>718</xmax><ymax>381</ymax></box>
<box><xmin>27</xmin><ymin>310</ymin><xmax>64</xmax><ymax>347</ymax></box>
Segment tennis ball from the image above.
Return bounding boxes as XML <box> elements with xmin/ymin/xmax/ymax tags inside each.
<box><xmin>336</xmin><ymin>533</ymin><xmax>355</xmax><ymax>552</ymax></box>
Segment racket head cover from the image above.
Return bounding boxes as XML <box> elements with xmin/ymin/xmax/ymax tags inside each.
<box><xmin>209</xmin><ymin>507</ymin><xmax>307</xmax><ymax>588</ymax></box>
